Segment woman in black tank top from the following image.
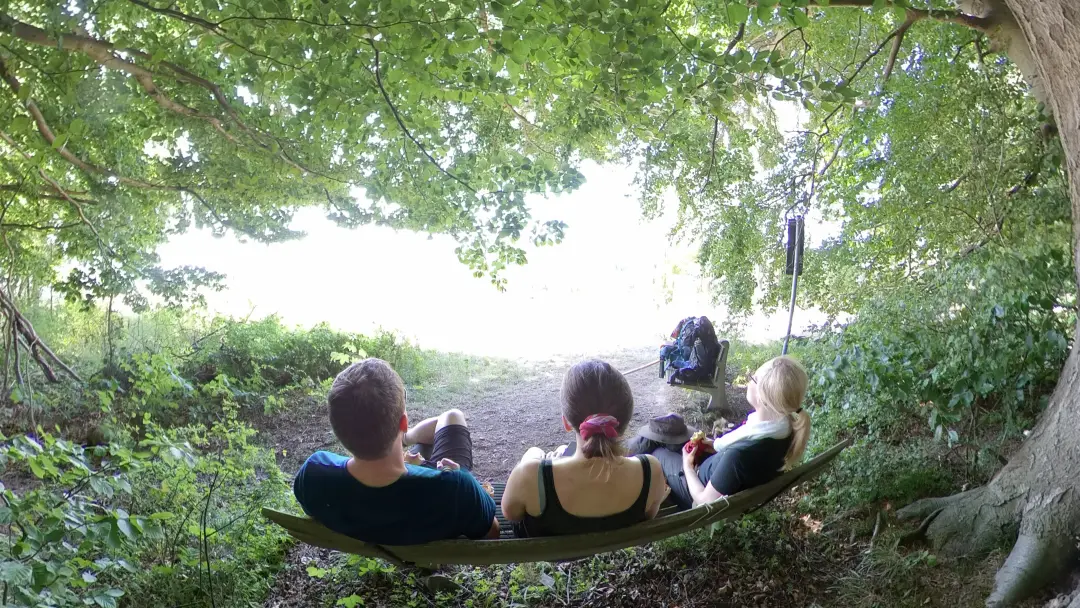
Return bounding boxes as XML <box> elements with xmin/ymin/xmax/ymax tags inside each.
<box><xmin>500</xmin><ymin>360</ymin><xmax>668</xmax><ymax>538</ymax></box>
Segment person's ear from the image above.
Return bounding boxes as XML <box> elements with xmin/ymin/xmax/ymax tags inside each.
<box><xmin>562</xmin><ymin>416</ymin><xmax>574</xmax><ymax>432</ymax></box>
<box><xmin>399</xmin><ymin>413</ymin><xmax>409</xmax><ymax>433</ymax></box>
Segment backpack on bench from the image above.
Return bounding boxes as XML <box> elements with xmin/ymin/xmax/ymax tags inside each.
<box><xmin>659</xmin><ymin>316</ymin><xmax>720</xmax><ymax>385</ymax></box>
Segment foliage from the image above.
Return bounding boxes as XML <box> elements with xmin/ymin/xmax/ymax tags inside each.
<box><xmin>0</xmin><ymin>430</ymin><xmax>177</xmax><ymax>608</ymax></box>
<box><xmin>120</xmin><ymin>418</ymin><xmax>293</xmax><ymax>608</ymax></box>
<box><xmin>0</xmin><ymin>0</ymin><xmax>937</xmax><ymax>303</ymax></box>
<box><xmin>802</xmin><ymin>237</ymin><xmax>1073</xmax><ymax>445</ymax></box>
<box><xmin>182</xmin><ymin>316</ymin><xmax>427</xmax><ymax>393</ymax></box>
<box><xmin>0</xmin><ymin>419</ymin><xmax>291</xmax><ymax>608</ymax></box>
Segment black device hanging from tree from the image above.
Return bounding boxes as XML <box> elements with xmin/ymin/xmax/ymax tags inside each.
<box><xmin>782</xmin><ymin>216</ymin><xmax>805</xmax><ymax>356</ymax></box>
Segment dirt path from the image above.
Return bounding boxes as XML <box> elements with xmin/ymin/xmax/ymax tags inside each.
<box><xmin>259</xmin><ymin>345</ymin><xmax>750</xmax><ymax>481</ymax></box>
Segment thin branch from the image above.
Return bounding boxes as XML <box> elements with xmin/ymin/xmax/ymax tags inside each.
<box><xmin>0</xmin><ymin>56</ymin><xmax>164</xmax><ymax>189</ymax></box>
<box><xmin>1</xmin><ymin>13</ymin><xmax>330</xmax><ymax>179</ymax></box>
<box><xmin>724</xmin><ymin>22</ymin><xmax>746</xmax><ymax>56</ymax></box>
<box><xmin>698</xmin><ymin>116</ymin><xmax>720</xmax><ymax>194</ymax></box>
<box><xmin>0</xmin><ymin>131</ymin><xmax>113</xmax><ymax>256</ymax></box>
<box><xmin>0</xmin><ymin>221</ymin><xmax>83</xmax><ymax>231</ymax></box>
<box><xmin>0</xmin><ymin>184</ymin><xmax>97</xmax><ymax>205</ymax></box>
<box><xmin>0</xmin><ymin>15</ymin><xmax>241</xmax><ymax>145</ymax></box>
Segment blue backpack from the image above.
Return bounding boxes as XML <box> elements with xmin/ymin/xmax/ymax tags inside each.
<box><xmin>659</xmin><ymin>316</ymin><xmax>720</xmax><ymax>385</ymax></box>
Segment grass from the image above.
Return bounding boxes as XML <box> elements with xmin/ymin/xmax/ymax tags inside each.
<box><xmin>407</xmin><ymin>351</ymin><xmax>533</xmax><ymax>416</ymax></box>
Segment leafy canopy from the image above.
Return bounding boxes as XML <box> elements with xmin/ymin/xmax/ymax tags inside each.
<box><xmin>0</xmin><ymin>0</ymin><xmax>894</xmax><ymax>304</ymax></box>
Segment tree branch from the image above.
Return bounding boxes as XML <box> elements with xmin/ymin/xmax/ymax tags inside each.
<box><xmin>0</xmin><ymin>13</ymin><xmax>331</xmax><ymax>179</ymax></box>
<box><xmin>882</xmin><ymin>12</ymin><xmax>917</xmax><ymax>84</ymax></box>
<box><xmin>724</xmin><ymin>22</ymin><xmax>746</xmax><ymax>56</ymax></box>
<box><xmin>843</xmin><ymin>13</ymin><xmax>919</xmax><ymax>87</ymax></box>
<box><xmin>0</xmin><ymin>283</ymin><xmax>81</xmax><ymax>383</ymax></box>
<box><xmin>698</xmin><ymin>116</ymin><xmax>720</xmax><ymax>194</ymax></box>
<box><xmin>0</xmin><ymin>55</ymin><xmax>165</xmax><ymax>189</ymax></box>
<box><xmin>757</xmin><ymin>0</ymin><xmax>993</xmax><ymax>31</ymax></box>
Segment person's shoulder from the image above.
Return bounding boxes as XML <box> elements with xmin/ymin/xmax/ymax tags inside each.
<box><xmin>299</xmin><ymin>450</ymin><xmax>348</xmax><ymax>471</ymax></box>
<box><xmin>640</xmin><ymin>453</ymin><xmax>664</xmax><ymax>474</ymax></box>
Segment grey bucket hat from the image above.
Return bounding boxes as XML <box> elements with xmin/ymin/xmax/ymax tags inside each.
<box><xmin>636</xmin><ymin>413</ymin><xmax>697</xmax><ymax>444</ymax></box>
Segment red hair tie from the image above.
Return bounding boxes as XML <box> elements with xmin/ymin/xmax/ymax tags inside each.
<box><xmin>579</xmin><ymin>414</ymin><xmax>620</xmax><ymax>439</ymax></box>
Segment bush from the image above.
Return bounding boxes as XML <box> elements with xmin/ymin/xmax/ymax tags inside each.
<box><xmin>120</xmin><ymin>418</ymin><xmax>293</xmax><ymax>607</ymax></box>
<box><xmin>181</xmin><ymin>316</ymin><xmax>427</xmax><ymax>393</ymax></box>
<box><xmin>0</xmin><ymin>417</ymin><xmax>291</xmax><ymax>608</ymax></box>
<box><xmin>0</xmin><ymin>430</ymin><xmax>177</xmax><ymax>608</ymax></box>
<box><xmin>784</xmin><ymin>239</ymin><xmax>1074</xmax><ymax>511</ymax></box>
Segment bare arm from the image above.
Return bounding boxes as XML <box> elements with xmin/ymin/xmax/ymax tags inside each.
<box><xmin>682</xmin><ymin>444</ymin><xmax>725</xmax><ymax>507</ymax></box>
<box><xmin>485</xmin><ymin>517</ymin><xmax>500</xmax><ymax>539</ymax></box>
<box><xmin>500</xmin><ymin>459</ymin><xmax>539</xmax><ymax>522</ymax></box>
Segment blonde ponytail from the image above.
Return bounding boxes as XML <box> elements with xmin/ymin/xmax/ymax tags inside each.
<box><xmin>785</xmin><ymin>409</ymin><xmax>811</xmax><ymax>469</ymax></box>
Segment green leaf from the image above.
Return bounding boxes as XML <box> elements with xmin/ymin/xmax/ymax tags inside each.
<box><xmin>791</xmin><ymin>8</ymin><xmax>810</xmax><ymax>27</ymax></box>
<box><xmin>116</xmin><ymin>518</ymin><xmax>135</xmax><ymax>541</ymax></box>
<box><xmin>337</xmin><ymin>595</ymin><xmax>365</xmax><ymax>608</ymax></box>
<box><xmin>0</xmin><ymin>506</ymin><xmax>10</xmax><ymax>524</ymax></box>
<box><xmin>0</xmin><ymin>561</ymin><xmax>33</xmax><ymax>586</ymax></box>
<box><xmin>307</xmin><ymin>565</ymin><xmax>328</xmax><ymax>578</ymax></box>
<box><xmin>726</xmin><ymin>2</ymin><xmax>750</xmax><ymax>24</ymax></box>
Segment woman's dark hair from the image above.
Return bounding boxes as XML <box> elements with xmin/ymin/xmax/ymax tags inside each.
<box><xmin>561</xmin><ymin>360</ymin><xmax>634</xmax><ymax>459</ymax></box>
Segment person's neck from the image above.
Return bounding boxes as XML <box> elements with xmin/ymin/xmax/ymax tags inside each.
<box><xmin>346</xmin><ymin>448</ymin><xmax>407</xmax><ymax>487</ymax></box>
<box><xmin>566</xmin><ymin>433</ymin><xmax>621</xmax><ymax>463</ymax></box>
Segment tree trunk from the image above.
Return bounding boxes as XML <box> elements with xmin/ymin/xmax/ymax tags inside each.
<box><xmin>898</xmin><ymin>2</ymin><xmax>1080</xmax><ymax>606</ymax></box>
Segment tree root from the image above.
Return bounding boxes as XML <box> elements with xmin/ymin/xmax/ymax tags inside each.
<box><xmin>986</xmin><ymin>509</ymin><xmax>1077</xmax><ymax>608</ymax></box>
<box><xmin>896</xmin><ymin>507</ymin><xmax>943</xmax><ymax>549</ymax></box>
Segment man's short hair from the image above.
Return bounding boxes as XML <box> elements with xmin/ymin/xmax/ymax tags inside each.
<box><xmin>328</xmin><ymin>358</ymin><xmax>406</xmax><ymax>460</ymax></box>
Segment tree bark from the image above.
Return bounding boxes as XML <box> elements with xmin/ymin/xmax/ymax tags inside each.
<box><xmin>898</xmin><ymin>2</ymin><xmax>1080</xmax><ymax>606</ymax></box>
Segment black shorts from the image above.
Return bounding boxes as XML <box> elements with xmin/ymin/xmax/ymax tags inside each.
<box><xmin>408</xmin><ymin>425</ymin><xmax>475</xmax><ymax>471</ymax></box>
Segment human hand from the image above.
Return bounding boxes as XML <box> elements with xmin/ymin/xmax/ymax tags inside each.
<box><xmin>682</xmin><ymin>441</ymin><xmax>699</xmax><ymax>470</ymax></box>
<box><xmin>545</xmin><ymin>444</ymin><xmax>569</xmax><ymax>459</ymax></box>
<box><xmin>404</xmin><ymin>450</ymin><xmax>423</xmax><ymax>466</ymax></box>
<box><xmin>437</xmin><ymin>458</ymin><xmax>461</xmax><ymax>471</ymax></box>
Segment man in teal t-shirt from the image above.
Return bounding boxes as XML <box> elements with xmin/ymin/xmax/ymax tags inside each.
<box><xmin>293</xmin><ymin>359</ymin><xmax>498</xmax><ymax>545</ymax></box>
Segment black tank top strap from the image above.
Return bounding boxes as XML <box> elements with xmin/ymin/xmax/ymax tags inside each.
<box><xmin>538</xmin><ymin>459</ymin><xmax>566</xmax><ymax>513</ymax></box>
<box><xmin>632</xmin><ymin>454</ymin><xmax>652</xmax><ymax>512</ymax></box>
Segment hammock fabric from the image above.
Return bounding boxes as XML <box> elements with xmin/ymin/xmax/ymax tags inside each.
<box><xmin>263</xmin><ymin>438</ymin><xmax>851</xmax><ymax>567</ymax></box>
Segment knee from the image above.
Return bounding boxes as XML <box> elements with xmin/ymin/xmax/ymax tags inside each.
<box><xmin>521</xmin><ymin>447</ymin><xmax>545</xmax><ymax>463</ymax></box>
<box><xmin>437</xmin><ymin>408</ymin><xmax>467</xmax><ymax>428</ymax></box>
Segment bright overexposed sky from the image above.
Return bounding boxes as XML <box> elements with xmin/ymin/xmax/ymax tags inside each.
<box><xmin>158</xmin><ymin>159</ymin><xmax>829</xmax><ymax>359</ymax></box>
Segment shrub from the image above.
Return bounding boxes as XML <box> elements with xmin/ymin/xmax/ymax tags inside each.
<box><xmin>120</xmin><ymin>418</ymin><xmax>293</xmax><ymax>607</ymax></box>
<box><xmin>0</xmin><ymin>430</ymin><xmax>180</xmax><ymax>608</ymax></box>
<box><xmin>0</xmin><ymin>418</ymin><xmax>291</xmax><ymax>608</ymax></box>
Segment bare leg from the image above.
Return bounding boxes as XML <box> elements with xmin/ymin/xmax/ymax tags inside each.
<box><xmin>404</xmin><ymin>416</ymin><xmax>438</xmax><ymax>446</ymax></box>
<box><xmin>520</xmin><ymin>446</ymin><xmax>545</xmax><ymax>462</ymax></box>
<box><xmin>405</xmin><ymin>409</ymin><xmax>467</xmax><ymax>445</ymax></box>
<box><xmin>435</xmin><ymin>408</ymin><xmax>466</xmax><ymax>432</ymax></box>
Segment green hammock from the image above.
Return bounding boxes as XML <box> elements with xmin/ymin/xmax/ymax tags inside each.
<box><xmin>263</xmin><ymin>438</ymin><xmax>852</xmax><ymax>567</ymax></box>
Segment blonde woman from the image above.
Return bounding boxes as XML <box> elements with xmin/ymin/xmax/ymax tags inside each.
<box><xmin>501</xmin><ymin>360</ymin><xmax>669</xmax><ymax>537</ymax></box>
<box><xmin>645</xmin><ymin>356</ymin><xmax>811</xmax><ymax>510</ymax></box>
